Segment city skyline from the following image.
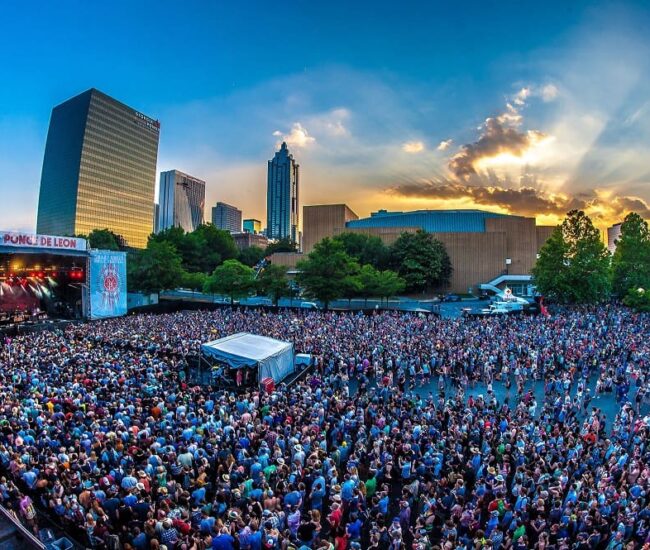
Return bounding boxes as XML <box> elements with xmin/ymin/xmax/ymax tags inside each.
<box><xmin>2</xmin><ymin>1</ymin><xmax>650</xmax><ymax>233</ymax></box>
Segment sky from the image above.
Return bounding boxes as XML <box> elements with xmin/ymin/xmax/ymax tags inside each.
<box><xmin>2</xmin><ymin>0</ymin><xmax>650</xmax><ymax>233</ymax></box>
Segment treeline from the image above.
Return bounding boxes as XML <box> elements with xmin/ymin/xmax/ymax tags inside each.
<box><xmin>82</xmin><ymin>226</ymin><xmax>295</xmax><ymax>296</ymax></box>
<box><xmin>98</xmin><ymin>223</ymin><xmax>452</xmax><ymax>306</ymax></box>
<box><xmin>132</xmin><ymin>227</ymin><xmax>298</xmax><ymax>296</ymax></box>
<box><xmin>533</xmin><ymin>210</ymin><xmax>650</xmax><ymax>310</ymax></box>
<box><xmin>296</xmin><ymin>231</ymin><xmax>451</xmax><ymax>308</ymax></box>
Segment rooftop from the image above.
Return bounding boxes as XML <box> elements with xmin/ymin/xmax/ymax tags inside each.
<box><xmin>346</xmin><ymin>209</ymin><xmax>521</xmax><ymax>233</ymax></box>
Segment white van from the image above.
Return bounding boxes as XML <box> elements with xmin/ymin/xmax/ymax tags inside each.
<box><xmin>482</xmin><ymin>301</ymin><xmax>524</xmax><ymax>315</ymax></box>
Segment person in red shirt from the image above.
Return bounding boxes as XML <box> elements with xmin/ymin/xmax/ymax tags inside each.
<box><xmin>328</xmin><ymin>501</ymin><xmax>342</xmax><ymax>533</ymax></box>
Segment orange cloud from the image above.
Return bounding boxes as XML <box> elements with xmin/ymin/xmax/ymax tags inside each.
<box><xmin>449</xmin><ymin>117</ymin><xmax>547</xmax><ymax>178</ymax></box>
<box><xmin>388</xmin><ymin>180</ymin><xmax>650</xmax><ymax>228</ymax></box>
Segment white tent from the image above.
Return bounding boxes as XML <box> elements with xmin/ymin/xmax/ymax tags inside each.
<box><xmin>200</xmin><ymin>332</ymin><xmax>295</xmax><ymax>383</ymax></box>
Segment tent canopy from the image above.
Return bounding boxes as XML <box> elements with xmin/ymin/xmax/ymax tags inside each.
<box><xmin>201</xmin><ymin>332</ymin><xmax>294</xmax><ymax>383</ymax></box>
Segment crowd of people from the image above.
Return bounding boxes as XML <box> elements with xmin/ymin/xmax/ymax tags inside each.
<box><xmin>0</xmin><ymin>305</ymin><xmax>648</xmax><ymax>550</ymax></box>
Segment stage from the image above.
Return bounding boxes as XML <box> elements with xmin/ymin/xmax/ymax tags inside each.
<box><xmin>0</xmin><ymin>230</ymin><xmax>127</xmax><ymax>323</ymax></box>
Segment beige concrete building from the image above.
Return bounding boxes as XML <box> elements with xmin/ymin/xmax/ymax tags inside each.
<box><xmin>302</xmin><ymin>204</ymin><xmax>359</xmax><ymax>254</ymax></box>
<box><xmin>289</xmin><ymin>205</ymin><xmax>557</xmax><ymax>295</ymax></box>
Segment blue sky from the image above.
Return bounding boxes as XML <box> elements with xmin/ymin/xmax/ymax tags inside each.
<box><xmin>2</xmin><ymin>0</ymin><xmax>650</xmax><ymax>231</ymax></box>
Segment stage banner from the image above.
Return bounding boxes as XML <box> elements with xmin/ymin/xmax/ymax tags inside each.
<box><xmin>89</xmin><ymin>250</ymin><xmax>127</xmax><ymax>319</ymax></box>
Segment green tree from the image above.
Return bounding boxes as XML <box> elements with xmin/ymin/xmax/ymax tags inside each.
<box><xmin>611</xmin><ymin>212</ymin><xmax>650</xmax><ymax>296</ymax></box>
<box><xmin>256</xmin><ymin>264</ymin><xmax>290</xmax><ymax>305</ymax></box>
<box><xmin>150</xmin><ymin>224</ymin><xmax>238</xmax><ymax>274</ymax></box>
<box><xmin>194</xmin><ymin>224</ymin><xmax>238</xmax><ymax>271</ymax></box>
<box><xmin>181</xmin><ymin>271</ymin><xmax>208</xmax><ymax>292</ymax></box>
<box><xmin>239</xmin><ymin>246</ymin><xmax>266</xmax><ymax>267</ymax></box>
<box><xmin>296</xmin><ymin>238</ymin><xmax>360</xmax><ymax>309</ymax></box>
<box><xmin>179</xmin><ymin>231</ymin><xmax>210</xmax><ymax>273</ymax></box>
<box><xmin>203</xmin><ymin>259</ymin><xmax>255</xmax><ymax>304</ymax></box>
<box><xmin>265</xmin><ymin>237</ymin><xmax>298</xmax><ymax>255</ymax></box>
<box><xmin>333</xmin><ymin>232</ymin><xmax>389</xmax><ymax>269</ymax></box>
<box><xmin>623</xmin><ymin>287</ymin><xmax>650</xmax><ymax>312</ymax></box>
<box><xmin>149</xmin><ymin>226</ymin><xmax>186</xmax><ymax>250</ymax></box>
<box><xmin>532</xmin><ymin>210</ymin><xmax>610</xmax><ymax>303</ymax></box>
<box><xmin>531</xmin><ymin>227</ymin><xmax>569</xmax><ymax>301</ymax></box>
<box><xmin>388</xmin><ymin>230</ymin><xmax>452</xmax><ymax>292</ymax></box>
<box><xmin>128</xmin><ymin>241</ymin><xmax>185</xmax><ymax>294</ymax></box>
<box><xmin>375</xmin><ymin>269</ymin><xmax>407</xmax><ymax>303</ymax></box>
<box><xmin>82</xmin><ymin>229</ymin><xmax>123</xmax><ymax>250</ymax></box>
<box><xmin>356</xmin><ymin>265</ymin><xmax>405</xmax><ymax>305</ymax></box>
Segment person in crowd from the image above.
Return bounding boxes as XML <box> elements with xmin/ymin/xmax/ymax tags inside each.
<box><xmin>0</xmin><ymin>305</ymin><xmax>648</xmax><ymax>549</ymax></box>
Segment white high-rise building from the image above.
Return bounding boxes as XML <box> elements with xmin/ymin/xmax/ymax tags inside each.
<box><xmin>157</xmin><ymin>170</ymin><xmax>205</xmax><ymax>233</ymax></box>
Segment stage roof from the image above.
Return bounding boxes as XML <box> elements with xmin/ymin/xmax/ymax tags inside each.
<box><xmin>201</xmin><ymin>332</ymin><xmax>294</xmax><ymax>383</ymax></box>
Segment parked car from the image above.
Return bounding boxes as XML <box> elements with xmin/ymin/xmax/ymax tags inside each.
<box><xmin>442</xmin><ymin>293</ymin><xmax>461</xmax><ymax>302</ymax></box>
<box><xmin>481</xmin><ymin>301</ymin><xmax>524</xmax><ymax>315</ymax></box>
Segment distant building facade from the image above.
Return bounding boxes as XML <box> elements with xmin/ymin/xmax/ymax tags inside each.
<box><xmin>157</xmin><ymin>170</ymin><xmax>205</xmax><ymax>233</ymax></box>
<box><xmin>302</xmin><ymin>204</ymin><xmax>359</xmax><ymax>254</ymax></box>
<box><xmin>299</xmin><ymin>207</ymin><xmax>556</xmax><ymax>295</ymax></box>
<box><xmin>243</xmin><ymin>219</ymin><xmax>262</xmax><ymax>234</ymax></box>
<box><xmin>212</xmin><ymin>202</ymin><xmax>242</xmax><ymax>233</ymax></box>
<box><xmin>607</xmin><ymin>223</ymin><xmax>622</xmax><ymax>254</ymax></box>
<box><xmin>266</xmin><ymin>142</ymin><xmax>299</xmax><ymax>242</ymax></box>
<box><xmin>37</xmin><ymin>88</ymin><xmax>160</xmax><ymax>248</ymax></box>
<box><xmin>233</xmin><ymin>232</ymin><xmax>269</xmax><ymax>250</ymax></box>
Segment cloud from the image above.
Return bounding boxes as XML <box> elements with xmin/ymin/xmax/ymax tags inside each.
<box><xmin>306</xmin><ymin>107</ymin><xmax>351</xmax><ymax>137</ymax></box>
<box><xmin>449</xmin><ymin>117</ymin><xmax>548</xmax><ymax>178</ymax></box>
<box><xmin>541</xmin><ymin>84</ymin><xmax>559</xmax><ymax>102</ymax></box>
<box><xmin>388</xmin><ymin>179</ymin><xmax>650</xmax><ymax>225</ymax></box>
<box><xmin>273</xmin><ymin>122</ymin><xmax>316</xmax><ymax>148</ymax></box>
<box><xmin>513</xmin><ymin>87</ymin><xmax>531</xmax><ymax>106</ymax></box>
<box><xmin>390</xmin><ymin>180</ymin><xmax>578</xmax><ymax>216</ymax></box>
<box><xmin>496</xmin><ymin>103</ymin><xmax>523</xmax><ymax>126</ymax></box>
<box><xmin>437</xmin><ymin>139</ymin><xmax>453</xmax><ymax>151</ymax></box>
<box><xmin>402</xmin><ymin>140</ymin><xmax>425</xmax><ymax>154</ymax></box>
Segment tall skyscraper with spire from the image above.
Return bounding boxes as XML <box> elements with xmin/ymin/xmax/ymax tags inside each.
<box><xmin>266</xmin><ymin>142</ymin><xmax>299</xmax><ymax>242</ymax></box>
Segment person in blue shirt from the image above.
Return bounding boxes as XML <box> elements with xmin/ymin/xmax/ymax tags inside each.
<box><xmin>212</xmin><ymin>528</ymin><xmax>235</xmax><ymax>550</ymax></box>
<box><xmin>341</xmin><ymin>474</ymin><xmax>356</xmax><ymax>503</ymax></box>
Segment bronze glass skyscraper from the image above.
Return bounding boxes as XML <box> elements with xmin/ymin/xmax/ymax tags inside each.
<box><xmin>36</xmin><ymin>88</ymin><xmax>160</xmax><ymax>248</ymax></box>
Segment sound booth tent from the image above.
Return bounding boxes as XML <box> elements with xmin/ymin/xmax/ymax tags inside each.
<box><xmin>200</xmin><ymin>332</ymin><xmax>295</xmax><ymax>384</ymax></box>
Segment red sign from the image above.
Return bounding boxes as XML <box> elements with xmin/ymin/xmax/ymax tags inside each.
<box><xmin>1</xmin><ymin>231</ymin><xmax>87</xmax><ymax>251</ymax></box>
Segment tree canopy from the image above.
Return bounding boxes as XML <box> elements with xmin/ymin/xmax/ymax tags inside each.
<box><xmin>388</xmin><ymin>230</ymin><xmax>452</xmax><ymax>292</ymax></box>
<box><xmin>127</xmin><ymin>241</ymin><xmax>184</xmax><ymax>294</ymax></box>
<box><xmin>203</xmin><ymin>260</ymin><xmax>255</xmax><ymax>304</ymax></box>
<box><xmin>296</xmin><ymin>238</ymin><xmax>361</xmax><ymax>308</ymax></box>
<box><xmin>532</xmin><ymin>210</ymin><xmax>610</xmax><ymax>303</ymax></box>
<box><xmin>356</xmin><ymin>264</ymin><xmax>406</xmax><ymax>303</ymax></box>
<box><xmin>332</xmin><ymin>232</ymin><xmax>389</xmax><ymax>269</ymax></box>
<box><xmin>265</xmin><ymin>238</ymin><xmax>298</xmax><ymax>256</ymax></box>
<box><xmin>256</xmin><ymin>264</ymin><xmax>290</xmax><ymax>305</ymax></box>
<box><xmin>149</xmin><ymin>224</ymin><xmax>238</xmax><ymax>274</ymax></box>
<box><xmin>82</xmin><ymin>229</ymin><xmax>123</xmax><ymax>251</ymax></box>
<box><xmin>239</xmin><ymin>246</ymin><xmax>266</xmax><ymax>267</ymax></box>
<box><xmin>611</xmin><ymin>212</ymin><xmax>650</xmax><ymax>297</ymax></box>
